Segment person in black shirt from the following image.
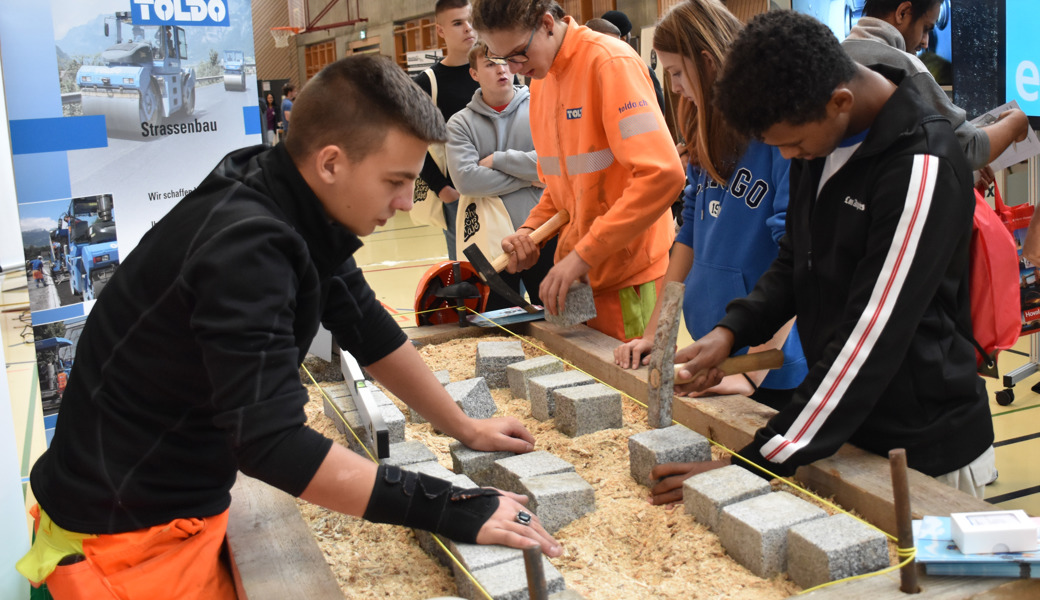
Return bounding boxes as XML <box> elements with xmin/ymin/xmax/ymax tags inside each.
<box><xmin>18</xmin><ymin>55</ymin><xmax>560</xmax><ymax>599</ymax></box>
<box><xmin>414</xmin><ymin>0</ymin><xmax>480</xmax><ymax>259</ymax></box>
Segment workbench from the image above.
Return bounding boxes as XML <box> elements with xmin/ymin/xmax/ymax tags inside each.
<box><xmin>225</xmin><ymin>320</ymin><xmax>1039</xmax><ymax>599</ymax></box>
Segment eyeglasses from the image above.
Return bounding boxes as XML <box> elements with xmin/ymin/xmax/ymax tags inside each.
<box><xmin>485</xmin><ymin>27</ymin><xmax>537</xmax><ymax>65</ymax></box>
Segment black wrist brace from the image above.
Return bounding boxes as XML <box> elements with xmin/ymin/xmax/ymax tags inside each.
<box><xmin>362</xmin><ymin>464</ymin><xmax>501</xmax><ymax>543</ymax></box>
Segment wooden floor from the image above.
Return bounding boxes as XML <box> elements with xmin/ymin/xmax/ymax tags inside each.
<box><xmin>3</xmin><ymin>209</ymin><xmax>1038</xmax><ymax>525</ymax></box>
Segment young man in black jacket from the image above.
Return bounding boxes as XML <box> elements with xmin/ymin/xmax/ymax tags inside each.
<box><xmin>651</xmin><ymin>10</ymin><xmax>994</xmax><ymax>504</ymax></box>
<box><xmin>19</xmin><ymin>55</ymin><xmax>559</xmax><ymax>598</ymax></box>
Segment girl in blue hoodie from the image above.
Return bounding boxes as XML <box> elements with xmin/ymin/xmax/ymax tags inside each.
<box><xmin>615</xmin><ymin>0</ymin><xmax>807</xmax><ymax>414</ymax></box>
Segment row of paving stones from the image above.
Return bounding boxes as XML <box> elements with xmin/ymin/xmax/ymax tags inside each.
<box><xmin>327</xmin><ymin>341</ymin><xmax>888</xmax><ymax>594</ymax></box>
<box><xmin>383</xmin><ymin>438</ymin><xmax>597</xmax><ymax>599</ymax></box>
<box><xmin>322</xmin><ymin>343</ymin><xmax>592</xmax><ymax>600</ymax></box>
<box><xmin>500</xmin><ymin>345</ymin><xmax>892</xmax><ymax>590</ymax></box>
<box><xmin>629</xmin><ymin>425</ymin><xmax>890</xmax><ymax>589</ymax></box>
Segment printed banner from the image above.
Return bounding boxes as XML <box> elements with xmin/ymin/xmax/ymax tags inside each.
<box><xmin>1</xmin><ymin>0</ymin><xmax>259</xmax><ymax>416</ymax></box>
<box><xmin>1007</xmin><ymin>0</ymin><xmax>1040</xmax><ymax>118</ymax></box>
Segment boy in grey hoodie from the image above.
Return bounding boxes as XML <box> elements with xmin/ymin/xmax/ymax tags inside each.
<box><xmin>842</xmin><ymin>0</ymin><xmax>1027</xmax><ymax>173</ymax></box>
<box><xmin>446</xmin><ymin>41</ymin><xmax>556</xmax><ymax>311</ymax></box>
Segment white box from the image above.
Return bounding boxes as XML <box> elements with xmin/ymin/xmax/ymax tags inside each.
<box><xmin>950</xmin><ymin>510</ymin><xmax>1039</xmax><ymax>554</ymax></box>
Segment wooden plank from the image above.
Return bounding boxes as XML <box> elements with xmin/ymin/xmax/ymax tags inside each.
<box><xmin>405</xmin><ymin>322</ymin><xmax>507</xmax><ymax>347</ymax></box>
<box><xmin>523</xmin><ymin>321</ymin><xmax>994</xmax><ymax>537</ymax></box>
<box><xmin>672</xmin><ymin>395</ymin><xmax>993</xmax><ymax>535</ymax></box>
<box><xmin>227</xmin><ymin>474</ymin><xmax>345</xmax><ymax>600</ymax></box>
<box><xmin>802</xmin><ymin>569</ymin><xmax>1039</xmax><ymax>599</ymax></box>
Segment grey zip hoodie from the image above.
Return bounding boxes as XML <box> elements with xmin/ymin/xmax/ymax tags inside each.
<box><xmin>843</xmin><ymin>16</ymin><xmax>990</xmax><ymax>169</ymax></box>
<box><xmin>445</xmin><ymin>85</ymin><xmax>541</xmax><ymax>230</ymax></box>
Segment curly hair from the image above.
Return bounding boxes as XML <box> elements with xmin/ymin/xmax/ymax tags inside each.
<box><xmin>471</xmin><ymin>0</ymin><xmax>565</xmax><ymax>33</ymax></box>
<box><xmin>654</xmin><ymin>0</ymin><xmax>746</xmax><ymax>184</ymax></box>
<box><xmin>713</xmin><ymin>10</ymin><xmax>858</xmax><ymax>138</ymax></box>
<box><xmin>863</xmin><ymin>0</ymin><xmax>941</xmax><ymax>19</ymax></box>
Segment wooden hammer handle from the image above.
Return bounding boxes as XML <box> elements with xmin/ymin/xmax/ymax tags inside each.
<box><xmin>674</xmin><ymin>349</ymin><xmax>784</xmax><ymax>385</ymax></box>
<box><xmin>489</xmin><ymin>209</ymin><xmax>570</xmax><ymax>273</ymax></box>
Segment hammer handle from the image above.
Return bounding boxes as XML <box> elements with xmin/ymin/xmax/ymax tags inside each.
<box><xmin>489</xmin><ymin>210</ymin><xmax>571</xmax><ymax>273</ymax></box>
<box><xmin>674</xmin><ymin>349</ymin><xmax>784</xmax><ymax>385</ymax></box>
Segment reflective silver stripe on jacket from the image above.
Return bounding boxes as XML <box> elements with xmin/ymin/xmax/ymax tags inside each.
<box><xmin>540</xmin><ymin>148</ymin><xmax>617</xmax><ymax>176</ymax></box>
<box><xmin>540</xmin><ymin>156</ymin><xmax>562</xmax><ymax>176</ymax></box>
<box><xmin>567</xmin><ymin>148</ymin><xmax>615</xmax><ymax>175</ymax></box>
<box><xmin>619</xmin><ymin>113</ymin><xmax>659</xmax><ymax>140</ymax></box>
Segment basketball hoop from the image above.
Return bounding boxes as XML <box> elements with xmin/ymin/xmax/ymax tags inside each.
<box><xmin>270</xmin><ymin>27</ymin><xmax>300</xmax><ymax>48</ymax></box>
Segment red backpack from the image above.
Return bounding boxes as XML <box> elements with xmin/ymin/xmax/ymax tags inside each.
<box><xmin>965</xmin><ymin>185</ymin><xmax>1023</xmax><ymax>377</ymax></box>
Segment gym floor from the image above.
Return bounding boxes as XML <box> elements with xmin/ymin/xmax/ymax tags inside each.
<box><xmin>3</xmin><ymin>210</ymin><xmax>1038</xmax><ymax>523</ymax></box>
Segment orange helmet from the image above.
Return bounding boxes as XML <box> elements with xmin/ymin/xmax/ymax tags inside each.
<box><xmin>413</xmin><ymin>261</ymin><xmax>489</xmax><ymax>326</ymax></box>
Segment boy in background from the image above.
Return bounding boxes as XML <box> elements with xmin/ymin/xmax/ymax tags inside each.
<box><xmin>843</xmin><ymin>0</ymin><xmax>1027</xmax><ymax>175</ymax></box>
<box><xmin>445</xmin><ymin>41</ymin><xmax>556</xmax><ymax>310</ymax></box>
<box><xmin>415</xmin><ymin>0</ymin><xmax>480</xmax><ymax>259</ymax></box>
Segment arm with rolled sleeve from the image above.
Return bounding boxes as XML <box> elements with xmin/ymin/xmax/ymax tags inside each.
<box><xmin>571</xmin><ymin>56</ymin><xmax>684</xmax><ymax>269</ymax></box>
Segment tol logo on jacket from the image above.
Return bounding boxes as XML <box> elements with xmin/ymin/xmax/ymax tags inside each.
<box><xmin>565</xmin><ymin>108</ymin><xmax>582</xmax><ymax>120</ymax></box>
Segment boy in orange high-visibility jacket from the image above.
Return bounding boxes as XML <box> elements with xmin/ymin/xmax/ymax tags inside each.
<box><xmin>473</xmin><ymin>0</ymin><xmax>685</xmax><ymax>341</ymax></box>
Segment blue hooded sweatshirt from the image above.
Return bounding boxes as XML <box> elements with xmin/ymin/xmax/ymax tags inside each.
<box><xmin>676</xmin><ymin>140</ymin><xmax>807</xmax><ymax>390</ymax></box>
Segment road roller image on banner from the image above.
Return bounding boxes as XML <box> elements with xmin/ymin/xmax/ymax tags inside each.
<box><xmin>223</xmin><ymin>49</ymin><xmax>246</xmax><ymax>91</ymax></box>
<box><xmin>56</xmin><ymin>194</ymin><xmax>119</xmax><ymax>302</ymax></box>
<box><xmin>76</xmin><ymin>11</ymin><xmax>197</xmax><ymax>135</ymax></box>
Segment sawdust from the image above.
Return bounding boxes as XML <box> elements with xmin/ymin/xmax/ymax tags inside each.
<box><xmin>297</xmin><ymin>335</ymin><xmax>893</xmax><ymax>599</ymax></box>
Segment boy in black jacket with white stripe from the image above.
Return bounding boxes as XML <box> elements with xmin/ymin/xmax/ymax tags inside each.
<box><xmin>655</xmin><ymin>10</ymin><xmax>994</xmax><ymax>502</ymax></box>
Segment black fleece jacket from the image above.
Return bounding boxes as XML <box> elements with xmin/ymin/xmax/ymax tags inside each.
<box><xmin>719</xmin><ymin>67</ymin><xmax>993</xmax><ymax>479</ymax></box>
<box><xmin>31</xmin><ymin>144</ymin><xmax>407</xmax><ymax>533</ymax></box>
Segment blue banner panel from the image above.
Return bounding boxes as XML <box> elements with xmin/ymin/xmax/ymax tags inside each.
<box><xmin>10</xmin><ymin>116</ymin><xmax>109</xmax><ymax>155</ymax></box>
<box><xmin>1007</xmin><ymin>0</ymin><xmax>1040</xmax><ymax>117</ymax></box>
<box><xmin>12</xmin><ymin>154</ymin><xmax>71</xmax><ymax>204</ymax></box>
<box><xmin>243</xmin><ymin>105</ymin><xmax>261</xmax><ymax>135</ymax></box>
<box><xmin>30</xmin><ymin>304</ymin><xmax>85</xmax><ymax>326</ymax></box>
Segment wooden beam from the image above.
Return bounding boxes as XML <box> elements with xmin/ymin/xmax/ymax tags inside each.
<box><xmin>405</xmin><ymin>321</ymin><xmax>510</xmax><ymax>347</ymax></box>
<box><xmin>800</xmin><ymin>568</ymin><xmax>1039</xmax><ymax>599</ymax></box>
<box><xmin>672</xmin><ymin>395</ymin><xmax>993</xmax><ymax>536</ymax></box>
<box><xmin>227</xmin><ymin>474</ymin><xmax>345</xmax><ymax>600</ymax></box>
<box><xmin>522</xmin><ymin>321</ymin><xmax>994</xmax><ymax>536</ymax></box>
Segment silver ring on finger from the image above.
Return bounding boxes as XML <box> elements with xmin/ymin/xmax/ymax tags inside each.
<box><xmin>516</xmin><ymin>510</ymin><xmax>532</xmax><ymax>526</ymax></box>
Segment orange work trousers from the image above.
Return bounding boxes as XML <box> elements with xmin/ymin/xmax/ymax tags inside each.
<box><xmin>40</xmin><ymin>510</ymin><xmax>237</xmax><ymax>600</ymax></box>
